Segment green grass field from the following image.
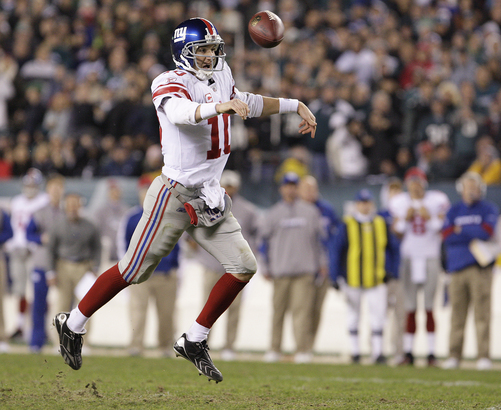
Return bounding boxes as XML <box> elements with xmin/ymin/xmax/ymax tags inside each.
<box><xmin>1</xmin><ymin>354</ymin><xmax>500</xmax><ymax>409</ymax></box>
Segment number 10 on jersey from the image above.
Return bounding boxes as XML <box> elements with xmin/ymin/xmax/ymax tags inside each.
<box><xmin>207</xmin><ymin>113</ymin><xmax>230</xmax><ymax>159</ymax></box>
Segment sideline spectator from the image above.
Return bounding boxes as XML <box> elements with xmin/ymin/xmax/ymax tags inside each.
<box><xmin>93</xmin><ymin>179</ymin><xmax>128</xmax><ymax>262</ymax></box>
<box><xmin>379</xmin><ymin>177</ymin><xmax>405</xmax><ymax>364</ymax></box>
<box><xmin>260</xmin><ymin>172</ymin><xmax>326</xmax><ymax>364</ymax></box>
<box><xmin>330</xmin><ymin>189</ymin><xmax>399</xmax><ymax>364</ymax></box>
<box><xmin>47</xmin><ymin>193</ymin><xmax>101</xmax><ymax>314</ymax></box>
<box><xmin>298</xmin><ymin>175</ymin><xmax>339</xmax><ymax>354</ymax></box>
<box><xmin>442</xmin><ymin>172</ymin><xmax>499</xmax><ymax>370</ymax></box>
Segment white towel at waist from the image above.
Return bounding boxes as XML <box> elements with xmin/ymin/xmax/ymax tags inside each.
<box><xmin>200</xmin><ymin>178</ymin><xmax>226</xmax><ymax>210</ymax></box>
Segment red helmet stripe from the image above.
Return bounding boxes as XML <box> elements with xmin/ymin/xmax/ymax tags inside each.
<box><xmin>199</xmin><ymin>18</ymin><xmax>214</xmax><ymax>35</ymax></box>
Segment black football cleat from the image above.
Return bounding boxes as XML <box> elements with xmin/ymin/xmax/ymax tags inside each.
<box><xmin>53</xmin><ymin>312</ymin><xmax>85</xmax><ymax>370</ymax></box>
<box><xmin>173</xmin><ymin>333</ymin><xmax>223</xmax><ymax>383</ymax></box>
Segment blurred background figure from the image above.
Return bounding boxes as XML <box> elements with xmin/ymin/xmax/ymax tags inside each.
<box><xmin>330</xmin><ymin>189</ymin><xmax>399</xmax><ymax>364</ymax></box>
<box><xmin>118</xmin><ymin>176</ymin><xmax>178</xmax><ymax>357</ymax></box>
<box><xmin>466</xmin><ymin>138</ymin><xmax>501</xmax><ymax>185</ymax></box>
<box><xmin>306</xmin><ymin>84</ymin><xmax>337</xmax><ymax>182</ymax></box>
<box><xmin>47</xmin><ymin>193</ymin><xmax>101</xmax><ymax>315</ymax></box>
<box><xmin>389</xmin><ymin>167</ymin><xmax>450</xmax><ymax>367</ymax></box>
<box><xmin>0</xmin><ymin>207</ymin><xmax>13</xmax><ymax>352</ymax></box>
<box><xmin>259</xmin><ymin>172</ymin><xmax>326</xmax><ymax>364</ymax></box>
<box><xmin>379</xmin><ymin>178</ymin><xmax>405</xmax><ymax>364</ymax></box>
<box><xmin>298</xmin><ymin>175</ymin><xmax>339</xmax><ymax>354</ymax></box>
<box><xmin>442</xmin><ymin>172</ymin><xmax>499</xmax><ymax>370</ymax></box>
<box><xmin>26</xmin><ymin>174</ymin><xmax>65</xmax><ymax>352</ymax></box>
<box><xmin>189</xmin><ymin>170</ymin><xmax>260</xmax><ymax>361</ymax></box>
<box><xmin>5</xmin><ymin>168</ymin><xmax>48</xmax><ymax>342</ymax></box>
<box><xmin>93</xmin><ymin>178</ymin><xmax>128</xmax><ymax>263</ymax></box>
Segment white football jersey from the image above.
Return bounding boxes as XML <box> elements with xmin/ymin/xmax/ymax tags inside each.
<box><xmin>6</xmin><ymin>192</ymin><xmax>49</xmax><ymax>251</ymax></box>
<box><xmin>389</xmin><ymin>190</ymin><xmax>450</xmax><ymax>258</ymax></box>
<box><xmin>151</xmin><ymin>63</ymin><xmax>263</xmax><ymax>188</ymax></box>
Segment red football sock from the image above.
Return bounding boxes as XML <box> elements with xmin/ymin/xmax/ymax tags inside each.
<box><xmin>426</xmin><ymin>310</ymin><xmax>435</xmax><ymax>332</ymax></box>
<box><xmin>406</xmin><ymin>311</ymin><xmax>416</xmax><ymax>333</ymax></box>
<box><xmin>196</xmin><ymin>272</ymin><xmax>248</xmax><ymax>328</ymax></box>
<box><xmin>78</xmin><ymin>264</ymin><xmax>129</xmax><ymax>317</ymax></box>
<box><xmin>19</xmin><ymin>297</ymin><xmax>27</xmax><ymax>313</ymax></box>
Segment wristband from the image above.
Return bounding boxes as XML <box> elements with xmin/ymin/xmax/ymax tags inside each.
<box><xmin>199</xmin><ymin>103</ymin><xmax>218</xmax><ymax>120</ymax></box>
<box><xmin>279</xmin><ymin>98</ymin><xmax>299</xmax><ymax>114</ymax></box>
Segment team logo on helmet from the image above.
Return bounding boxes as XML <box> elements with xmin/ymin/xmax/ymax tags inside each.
<box><xmin>171</xmin><ymin>18</ymin><xmax>226</xmax><ymax>81</ymax></box>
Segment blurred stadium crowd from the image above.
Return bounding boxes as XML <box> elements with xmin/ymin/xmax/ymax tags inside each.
<box><xmin>0</xmin><ymin>0</ymin><xmax>501</xmax><ymax>184</ymax></box>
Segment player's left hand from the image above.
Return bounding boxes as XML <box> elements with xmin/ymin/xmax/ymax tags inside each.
<box><xmin>297</xmin><ymin>101</ymin><xmax>317</xmax><ymax>138</ymax></box>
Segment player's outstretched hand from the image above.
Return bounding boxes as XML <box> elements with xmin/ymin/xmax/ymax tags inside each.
<box><xmin>217</xmin><ymin>99</ymin><xmax>250</xmax><ymax>120</ymax></box>
<box><xmin>297</xmin><ymin>101</ymin><xmax>317</xmax><ymax>138</ymax></box>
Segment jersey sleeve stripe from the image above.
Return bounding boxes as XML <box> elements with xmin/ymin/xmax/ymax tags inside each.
<box><xmin>152</xmin><ymin>81</ymin><xmax>188</xmax><ymax>94</ymax></box>
<box><xmin>153</xmin><ymin>85</ymin><xmax>192</xmax><ymax>101</ymax></box>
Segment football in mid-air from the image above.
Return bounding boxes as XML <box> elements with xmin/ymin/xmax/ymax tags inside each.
<box><xmin>248</xmin><ymin>11</ymin><xmax>284</xmax><ymax>48</ymax></box>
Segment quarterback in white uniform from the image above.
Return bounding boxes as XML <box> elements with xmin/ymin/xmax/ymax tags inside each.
<box><xmin>389</xmin><ymin>167</ymin><xmax>450</xmax><ymax>366</ymax></box>
<box><xmin>54</xmin><ymin>17</ymin><xmax>317</xmax><ymax>382</ymax></box>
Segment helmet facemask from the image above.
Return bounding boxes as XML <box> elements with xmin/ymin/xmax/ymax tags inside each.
<box><xmin>178</xmin><ymin>35</ymin><xmax>225</xmax><ymax>81</ymax></box>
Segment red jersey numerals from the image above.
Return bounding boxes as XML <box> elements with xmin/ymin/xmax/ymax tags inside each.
<box><xmin>207</xmin><ymin>114</ymin><xmax>230</xmax><ymax>159</ymax></box>
<box><xmin>411</xmin><ymin>215</ymin><xmax>426</xmax><ymax>234</ymax></box>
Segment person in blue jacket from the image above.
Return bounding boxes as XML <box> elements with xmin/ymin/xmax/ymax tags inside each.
<box><xmin>442</xmin><ymin>172</ymin><xmax>499</xmax><ymax>371</ymax></box>
<box><xmin>0</xmin><ymin>209</ymin><xmax>14</xmax><ymax>352</ymax></box>
<box><xmin>117</xmin><ymin>175</ymin><xmax>180</xmax><ymax>357</ymax></box>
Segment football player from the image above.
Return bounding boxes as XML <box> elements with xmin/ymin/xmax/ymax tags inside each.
<box><xmin>389</xmin><ymin>167</ymin><xmax>450</xmax><ymax>367</ymax></box>
<box><xmin>54</xmin><ymin>17</ymin><xmax>316</xmax><ymax>382</ymax></box>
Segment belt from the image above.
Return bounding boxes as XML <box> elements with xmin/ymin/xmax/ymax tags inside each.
<box><xmin>161</xmin><ymin>175</ymin><xmax>200</xmax><ymax>205</ymax></box>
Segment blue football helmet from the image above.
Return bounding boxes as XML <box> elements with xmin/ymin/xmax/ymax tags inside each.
<box><xmin>171</xmin><ymin>18</ymin><xmax>226</xmax><ymax>81</ymax></box>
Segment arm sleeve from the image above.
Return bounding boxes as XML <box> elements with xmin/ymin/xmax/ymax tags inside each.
<box><xmin>26</xmin><ymin>217</ymin><xmax>42</xmax><ymax>245</ymax></box>
<box><xmin>163</xmin><ymin>97</ymin><xmax>199</xmax><ymax>125</ymax></box>
<box><xmin>232</xmin><ymin>87</ymin><xmax>264</xmax><ymax>118</ymax></box>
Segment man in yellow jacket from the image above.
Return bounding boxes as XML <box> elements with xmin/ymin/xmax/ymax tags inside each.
<box><xmin>330</xmin><ymin>189</ymin><xmax>400</xmax><ymax>364</ymax></box>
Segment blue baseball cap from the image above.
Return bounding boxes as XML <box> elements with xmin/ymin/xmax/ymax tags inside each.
<box><xmin>281</xmin><ymin>172</ymin><xmax>300</xmax><ymax>185</ymax></box>
<box><xmin>355</xmin><ymin>189</ymin><xmax>373</xmax><ymax>202</ymax></box>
